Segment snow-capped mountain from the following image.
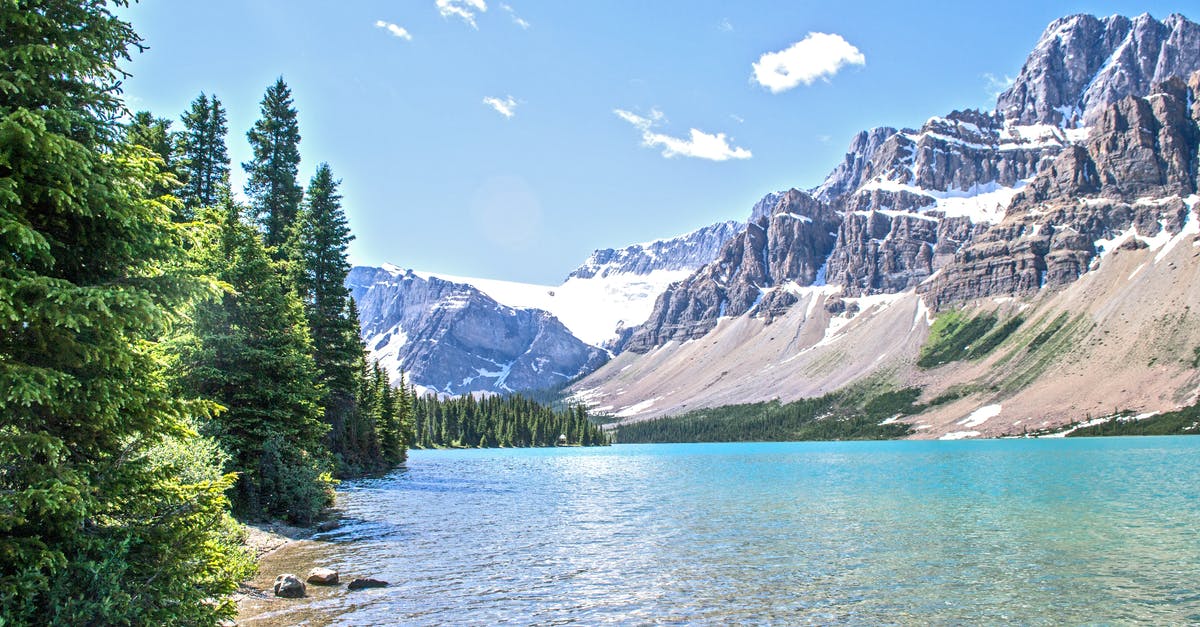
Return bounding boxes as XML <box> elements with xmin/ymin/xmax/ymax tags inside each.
<box><xmin>348</xmin><ymin>221</ymin><xmax>741</xmax><ymax>394</ymax></box>
<box><xmin>573</xmin><ymin>12</ymin><xmax>1200</xmax><ymax>439</ymax></box>
<box><xmin>348</xmin><ymin>266</ymin><xmax>607</xmax><ymax>396</ymax></box>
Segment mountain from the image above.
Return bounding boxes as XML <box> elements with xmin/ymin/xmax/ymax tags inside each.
<box><xmin>348</xmin><ymin>266</ymin><xmax>607</xmax><ymax>396</ymax></box>
<box><xmin>572</xmin><ymin>12</ymin><xmax>1200</xmax><ymax>438</ymax></box>
<box><xmin>348</xmin><ymin>221</ymin><xmax>741</xmax><ymax>394</ymax></box>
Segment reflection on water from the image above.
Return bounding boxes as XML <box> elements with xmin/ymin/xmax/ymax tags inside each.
<box><xmin>239</xmin><ymin>438</ymin><xmax>1200</xmax><ymax>625</ymax></box>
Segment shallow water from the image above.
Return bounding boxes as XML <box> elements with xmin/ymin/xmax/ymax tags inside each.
<box><xmin>240</xmin><ymin>438</ymin><xmax>1200</xmax><ymax>625</ymax></box>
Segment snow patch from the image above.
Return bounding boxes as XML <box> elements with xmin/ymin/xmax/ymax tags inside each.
<box><xmin>410</xmin><ymin>268</ymin><xmax>692</xmax><ymax>347</ymax></box>
<box><xmin>939</xmin><ymin>430</ymin><xmax>981</xmax><ymax>440</ymax></box>
<box><xmin>957</xmin><ymin>404</ymin><xmax>1001</xmax><ymax>428</ymax></box>
<box><xmin>615</xmin><ymin>396</ymin><xmax>663</xmax><ymax>418</ymax></box>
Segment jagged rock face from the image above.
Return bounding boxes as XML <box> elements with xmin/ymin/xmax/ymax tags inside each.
<box><xmin>348</xmin><ymin>267</ymin><xmax>607</xmax><ymax>395</ymax></box>
<box><xmin>813</xmin><ymin>127</ymin><xmax>898</xmax><ymax>202</ymax></box>
<box><xmin>924</xmin><ymin>76</ymin><xmax>1200</xmax><ymax>308</ymax></box>
<box><xmin>998</xmin><ymin>13</ymin><xmax>1200</xmax><ymax>126</ymax></box>
<box><xmin>569</xmin><ymin>220</ymin><xmax>742</xmax><ymax>279</ymax></box>
<box><xmin>825</xmin><ymin>212</ymin><xmax>938</xmax><ymax>293</ymax></box>
<box><xmin>624</xmin><ymin>190</ymin><xmax>839</xmax><ymax>352</ymax></box>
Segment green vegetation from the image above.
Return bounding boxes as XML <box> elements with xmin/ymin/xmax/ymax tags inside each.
<box><xmin>917</xmin><ymin>310</ymin><xmax>1024</xmax><ymax>368</ymax></box>
<box><xmin>0</xmin><ymin>1</ymin><xmax>411</xmax><ymax>622</ymax></box>
<box><xmin>918</xmin><ymin>311</ymin><xmax>992</xmax><ymax>367</ymax></box>
<box><xmin>1067</xmin><ymin>407</ymin><xmax>1200</xmax><ymax>437</ymax></box>
<box><xmin>613</xmin><ymin>387</ymin><xmax>919</xmax><ymax>443</ymax></box>
<box><xmin>414</xmin><ymin>394</ymin><xmax>610</xmax><ymax>448</ymax></box>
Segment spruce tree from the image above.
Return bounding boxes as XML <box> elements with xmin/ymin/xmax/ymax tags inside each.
<box><xmin>243</xmin><ymin>78</ymin><xmax>303</xmax><ymax>253</ymax></box>
<box><xmin>0</xmin><ymin>1</ymin><xmax>252</xmax><ymax>623</ymax></box>
<box><xmin>177</xmin><ymin>204</ymin><xmax>333</xmax><ymax>522</ymax></box>
<box><xmin>178</xmin><ymin>92</ymin><xmax>230</xmax><ymax>214</ymax></box>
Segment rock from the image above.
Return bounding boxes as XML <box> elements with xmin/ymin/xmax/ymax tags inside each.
<box><xmin>346</xmin><ymin>577</ymin><xmax>388</xmax><ymax>591</ymax></box>
<box><xmin>624</xmin><ymin>189</ymin><xmax>841</xmax><ymax>351</ymax></box>
<box><xmin>568</xmin><ymin>221</ymin><xmax>741</xmax><ymax>279</ymax></box>
<box><xmin>924</xmin><ymin>74</ymin><xmax>1200</xmax><ymax>309</ymax></box>
<box><xmin>273</xmin><ymin>574</ymin><xmax>305</xmax><ymax>598</ymax></box>
<box><xmin>997</xmin><ymin>13</ymin><xmax>1200</xmax><ymax>126</ymax></box>
<box><xmin>316</xmin><ymin>520</ymin><xmax>339</xmax><ymax>532</ymax></box>
<box><xmin>306</xmin><ymin>567</ymin><xmax>339</xmax><ymax>585</ymax></box>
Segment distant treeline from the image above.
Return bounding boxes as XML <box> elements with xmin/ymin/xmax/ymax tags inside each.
<box><xmin>614</xmin><ymin>388</ymin><xmax>921</xmax><ymax>443</ymax></box>
<box><xmin>1067</xmin><ymin>405</ymin><xmax>1200</xmax><ymax>437</ymax></box>
<box><xmin>413</xmin><ymin>393</ymin><xmax>610</xmax><ymax>448</ymax></box>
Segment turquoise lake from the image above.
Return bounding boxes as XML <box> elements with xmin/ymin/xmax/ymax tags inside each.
<box><xmin>240</xmin><ymin>438</ymin><xmax>1200</xmax><ymax>625</ymax></box>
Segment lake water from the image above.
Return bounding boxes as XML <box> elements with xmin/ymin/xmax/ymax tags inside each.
<box><xmin>239</xmin><ymin>438</ymin><xmax>1200</xmax><ymax>625</ymax></box>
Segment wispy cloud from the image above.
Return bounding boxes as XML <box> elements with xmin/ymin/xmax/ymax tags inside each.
<box><xmin>752</xmin><ymin>32</ymin><xmax>865</xmax><ymax>93</ymax></box>
<box><xmin>374</xmin><ymin>20</ymin><xmax>413</xmax><ymax>41</ymax></box>
<box><xmin>500</xmin><ymin>3</ymin><xmax>530</xmax><ymax>29</ymax></box>
<box><xmin>437</xmin><ymin>0</ymin><xmax>486</xmax><ymax>29</ymax></box>
<box><xmin>614</xmin><ymin>108</ymin><xmax>751</xmax><ymax>161</ymax></box>
<box><xmin>983</xmin><ymin>72</ymin><xmax>1015</xmax><ymax>99</ymax></box>
<box><xmin>729</xmin><ymin>114</ymin><xmax>744</xmax><ymax>124</ymax></box>
<box><xmin>718</xmin><ymin>18</ymin><xmax>733</xmax><ymax>32</ymax></box>
<box><xmin>483</xmin><ymin>95</ymin><xmax>519</xmax><ymax>118</ymax></box>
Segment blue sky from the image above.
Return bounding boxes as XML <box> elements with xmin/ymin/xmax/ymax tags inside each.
<box><xmin>120</xmin><ymin>1</ymin><xmax>1190</xmax><ymax>284</ymax></box>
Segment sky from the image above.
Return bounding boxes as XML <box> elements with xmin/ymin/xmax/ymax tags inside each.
<box><xmin>119</xmin><ymin>1</ymin><xmax>1191</xmax><ymax>284</ymax></box>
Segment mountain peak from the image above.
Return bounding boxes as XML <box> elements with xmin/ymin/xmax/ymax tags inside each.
<box><xmin>997</xmin><ymin>12</ymin><xmax>1200</xmax><ymax>127</ymax></box>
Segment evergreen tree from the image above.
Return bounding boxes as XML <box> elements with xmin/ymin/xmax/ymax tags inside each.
<box><xmin>243</xmin><ymin>78</ymin><xmax>302</xmax><ymax>253</ymax></box>
<box><xmin>126</xmin><ymin>110</ymin><xmax>176</xmax><ymax>168</ymax></box>
<box><xmin>299</xmin><ymin>167</ymin><xmax>359</xmax><ymax>408</ymax></box>
<box><xmin>177</xmin><ymin>204</ymin><xmax>333</xmax><ymax>522</ymax></box>
<box><xmin>125</xmin><ymin>110</ymin><xmax>180</xmax><ymax>207</ymax></box>
<box><xmin>178</xmin><ymin>92</ymin><xmax>230</xmax><ymax>214</ymax></box>
<box><xmin>0</xmin><ymin>1</ymin><xmax>252</xmax><ymax>623</ymax></box>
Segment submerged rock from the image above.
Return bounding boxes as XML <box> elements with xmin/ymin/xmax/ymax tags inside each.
<box><xmin>347</xmin><ymin>577</ymin><xmax>388</xmax><ymax>591</ymax></box>
<box><xmin>306</xmin><ymin>567</ymin><xmax>339</xmax><ymax>585</ymax></box>
<box><xmin>273</xmin><ymin>573</ymin><xmax>306</xmax><ymax>598</ymax></box>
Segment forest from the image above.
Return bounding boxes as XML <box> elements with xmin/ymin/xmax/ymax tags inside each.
<box><xmin>413</xmin><ymin>393</ymin><xmax>610</xmax><ymax>448</ymax></box>
<box><xmin>613</xmin><ymin>387</ymin><xmax>920</xmax><ymax>443</ymax></box>
<box><xmin>0</xmin><ymin>1</ymin><xmax>410</xmax><ymax>624</ymax></box>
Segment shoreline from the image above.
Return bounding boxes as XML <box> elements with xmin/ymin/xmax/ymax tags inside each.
<box><xmin>232</xmin><ymin>521</ymin><xmax>319</xmax><ymax>615</ymax></box>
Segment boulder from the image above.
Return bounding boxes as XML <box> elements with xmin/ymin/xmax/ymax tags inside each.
<box><xmin>273</xmin><ymin>574</ymin><xmax>305</xmax><ymax>598</ymax></box>
<box><xmin>346</xmin><ymin>577</ymin><xmax>388</xmax><ymax>591</ymax></box>
<box><xmin>316</xmin><ymin>520</ymin><xmax>339</xmax><ymax>532</ymax></box>
<box><xmin>306</xmin><ymin>567</ymin><xmax>339</xmax><ymax>585</ymax></box>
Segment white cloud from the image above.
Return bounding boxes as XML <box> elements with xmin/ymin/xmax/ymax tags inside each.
<box><xmin>613</xmin><ymin>108</ymin><xmax>751</xmax><ymax>161</ymax></box>
<box><xmin>500</xmin><ymin>3</ymin><xmax>530</xmax><ymax>29</ymax></box>
<box><xmin>984</xmin><ymin>72</ymin><xmax>1016</xmax><ymax>99</ymax></box>
<box><xmin>374</xmin><ymin>20</ymin><xmax>413</xmax><ymax>41</ymax></box>
<box><xmin>437</xmin><ymin>0</ymin><xmax>486</xmax><ymax>29</ymax></box>
<box><xmin>483</xmin><ymin>95</ymin><xmax>518</xmax><ymax>118</ymax></box>
<box><xmin>729</xmin><ymin>114</ymin><xmax>744</xmax><ymax>124</ymax></box>
<box><xmin>718</xmin><ymin>18</ymin><xmax>733</xmax><ymax>32</ymax></box>
<box><xmin>752</xmin><ymin>32</ymin><xmax>865</xmax><ymax>93</ymax></box>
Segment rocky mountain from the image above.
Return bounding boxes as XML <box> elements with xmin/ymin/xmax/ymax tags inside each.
<box><xmin>573</xmin><ymin>12</ymin><xmax>1200</xmax><ymax>438</ymax></box>
<box><xmin>569</xmin><ymin>221</ymin><xmax>741</xmax><ymax>279</ymax></box>
<box><xmin>348</xmin><ymin>221</ymin><xmax>741</xmax><ymax>394</ymax></box>
<box><xmin>997</xmin><ymin>13</ymin><xmax>1200</xmax><ymax>126</ymax></box>
<box><xmin>348</xmin><ymin>266</ymin><xmax>607</xmax><ymax>396</ymax></box>
<box><xmin>622</xmin><ymin>12</ymin><xmax>1200</xmax><ymax>356</ymax></box>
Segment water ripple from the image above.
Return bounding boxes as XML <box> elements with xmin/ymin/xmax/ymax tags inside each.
<box><xmin>240</xmin><ymin>438</ymin><xmax>1200</xmax><ymax>626</ymax></box>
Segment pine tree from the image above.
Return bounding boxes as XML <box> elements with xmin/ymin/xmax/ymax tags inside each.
<box><xmin>243</xmin><ymin>78</ymin><xmax>303</xmax><ymax>253</ymax></box>
<box><xmin>299</xmin><ymin>166</ymin><xmax>359</xmax><ymax>407</ymax></box>
<box><xmin>177</xmin><ymin>204</ymin><xmax>333</xmax><ymax>522</ymax></box>
<box><xmin>178</xmin><ymin>92</ymin><xmax>230</xmax><ymax>214</ymax></box>
<box><xmin>0</xmin><ymin>1</ymin><xmax>252</xmax><ymax>623</ymax></box>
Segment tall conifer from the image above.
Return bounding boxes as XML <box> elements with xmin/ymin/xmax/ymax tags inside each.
<box><xmin>177</xmin><ymin>204</ymin><xmax>333</xmax><ymax>522</ymax></box>
<box><xmin>243</xmin><ymin>78</ymin><xmax>302</xmax><ymax>253</ymax></box>
<box><xmin>178</xmin><ymin>92</ymin><xmax>230</xmax><ymax>214</ymax></box>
